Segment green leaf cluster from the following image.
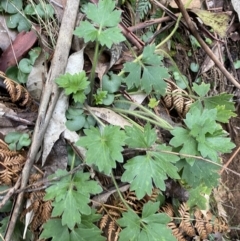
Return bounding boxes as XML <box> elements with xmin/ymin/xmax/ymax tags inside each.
<box><xmin>170</xmin><ymin>106</ymin><xmax>235</xmax><ymax>164</ymax></box>
<box><xmin>74</xmin><ymin>0</ymin><xmax>125</xmax><ymax>48</ymax></box>
<box><xmin>177</xmin><ymin>159</ymin><xmax>220</xmax><ymax>189</ymax></box>
<box><xmin>66</xmin><ymin>104</ymin><xmax>96</xmax><ymax>131</ymax></box>
<box><xmin>6</xmin><ymin>47</ymin><xmax>41</xmax><ymax>83</ymax></box>
<box><xmin>117</xmin><ymin>201</ymin><xmax>176</xmax><ymax>241</ymax></box>
<box><xmin>55</xmin><ymin>72</ymin><xmax>90</xmax><ymax>103</ymax></box>
<box><xmin>40</xmin><ymin>210</ymin><xmax>105</xmax><ymax>241</ymax></box>
<box><xmin>1</xmin><ymin>0</ymin><xmax>54</xmax><ymax>31</ymax></box>
<box><xmin>192</xmin><ymin>82</ymin><xmax>236</xmax><ymax>123</ymax></box>
<box><xmin>44</xmin><ymin>170</ymin><xmax>102</xmax><ymax>230</ymax></box>
<box><xmin>25</xmin><ymin>2</ymin><xmax>54</xmax><ymax>19</ymax></box>
<box><xmin>77</xmin><ymin>125</ymin><xmax>126</xmax><ymax>174</ymax></box>
<box><xmin>4</xmin><ymin>132</ymin><xmax>31</xmax><ymax>151</ymax></box>
<box><xmin>122</xmin><ymin>123</ymin><xmax>180</xmax><ymax>199</ymax></box>
<box><xmin>1</xmin><ymin>0</ymin><xmax>31</xmax><ymax>31</ymax></box>
<box><xmin>122</xmin><ymin>45</ymin><xmax>169</xmax><ymax>95</ymax></box>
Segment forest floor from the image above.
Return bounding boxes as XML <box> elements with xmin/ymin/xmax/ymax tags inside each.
<box><xmin>0</xmin><ymin>0</ymin><xmax>240</xmax><ymax>240</ymax></box>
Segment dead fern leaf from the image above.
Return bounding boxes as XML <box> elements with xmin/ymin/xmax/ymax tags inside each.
<box><xmin>100</xmin><ymin>214</ymin><xmax>109</xmax><ymax>230</ymax></box>
<box><xmin>178</xmin><ymin>203</ymin><xmax>195</xmax><ymax>237</ymax></box>
<box><xmin>168</xmin><ymin>222</ymin><xmax>186</xmax><ymax>241</ymax></box>
<box><xmin>2</xmin><ymin>72</ymin><xmax>35</xmax><ymax>108</ymax></box>
<box><xmin>4</xmin><ymin>77</ymin><xmax>17</xmax><ymax>102</ymax></box>
<box><xmin>163</xmin><ymin>79</ymin><xmax>193</xmax><ymax>116</ymax></box>
<box><xmin>0</xmin><ymin>139</ymin><xmax>9</xmax><ymax>150</ymax></box>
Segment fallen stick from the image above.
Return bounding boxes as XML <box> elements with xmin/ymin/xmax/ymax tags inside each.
<box><xmin>4</xmin><ymin>0</ymin><xmax>80</xmax><ymax>240</ymax></box>
<box><xmin>174</xmin><ymin>0</ymin><xmax>240</xmax><ymax>89</ymax></box>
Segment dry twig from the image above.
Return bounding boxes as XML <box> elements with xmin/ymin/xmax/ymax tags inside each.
<box><xmin>4</xmin><ymin>0</ymin><xmax>80</xmax><ymax>240</ymax></box>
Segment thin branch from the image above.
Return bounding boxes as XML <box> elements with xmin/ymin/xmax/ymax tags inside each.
<box><xmin>174</xmin><ymin>0</ymin><xmax>240</xmax><ymax>89</ymax></box>
<box><xmin>4</xmin><ymin>0</ymin><xmax>80</xmax><ymax>240</ymax></box>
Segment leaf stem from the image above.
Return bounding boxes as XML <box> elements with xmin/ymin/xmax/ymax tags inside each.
<box><xmin>70</xmin><ymin>152</ymin><xmax>76</xmax><ymax>172</ymax></box>
<box><xmin>114</xmin><ymin>99</ymin><xmax>173</xmax><ymax>130</ymax></box>
<box><xmin>110</xmin><ymin>172</ymin><xmax>132</xmax><ymax>210</ymax></box>
<box><xmin>112</xmin><ymin>108</ymin><xmax>169</xmax><ymax>129</ymax></box>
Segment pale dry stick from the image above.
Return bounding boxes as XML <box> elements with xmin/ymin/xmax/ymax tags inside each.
<box><xmin>174</xmin><ymin>0</ymin><xmax>240</xmax><ymax>89</ymax></box>
<box><xmin>4</xmin><ymin>0</ymin><xmax>80</xmax><ymax>240</ymax></box>
<box><xmin>220</xmin><ymin>146</ymin><xmax>240</xmax><ymax>175</ymax></box>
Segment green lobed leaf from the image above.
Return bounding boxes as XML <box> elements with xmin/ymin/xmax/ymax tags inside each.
<box><xmin>187</xmin><ymin>186</ymin><xmax>209</xmax><ymax>209</ymax></box>
<box><xmin>74</xmin><ymin>21</ymin><xmax>99</xmax><ymax>43</ymax></box>
<box><xmin>93</xmin><ymin>90</ymin><xmax>108</xmax><ymax>105</ymax></box>
<box><xmin>170</xmin><ymin>106</ymin><xmax>235</xmax><ymax>163</ymax></box>
<box><xmin>55</xmin><ymin>72</ymin><xmax>90</xmax><ymax>103</ymax></box>
<box><xmin>44</xmin><ymin>170</ymin><xmax>102</xmax><ymax>230</ymax></box>
<box><xmin>65</xmin><ymin>108</ymin><xmax>86</xmax><ymax>131</ymax></box>
<box><xmin>203</xmin><ymin>93</ymin><xmax>236</xmax><ymax>123</ymax></box>
<box><xmin>102</xmin><ymin>93</ymin><xmax>115</xmax><ymax>105</ymax></box>
<box><xmin>28</xmin><ymin>47</ymin><xmax>42</xmax><ymax>64</ymax></box>
<box><xmin>117</xmin><ymin>210</ymin><xmax>141</xmax><ymax>240</ymax></box>
<box><xmin>118</xmin><ymin>202</ymin><xmax>176</xmax><ymax>241</ymax></box>
<box><xmin>204</xmin><ymin>93</ymin><xmax>235</xmax><ymax>111</ymax></box>
<box><xmin>177</xmin><ymin>159</ymin><xmax>220</xmax><ymax>188</ymax></box>
<box><xmin>98</xmin><ymin>26</ymin><xmax>125</xmax><ymax>48</ymax></box>
<box><xmin>215</xmin><ymin>105</ymin><xmax>237</xmax><ymax>123</ymax></box>
<box><xmin>81</xmin><ymin>209</ymin><xmax>103</xmax><ymax>228</ymax></box>
<box><xmin>40</xmin><ymin>219</ymin><xmax>70</xmax><ymax>241</ymax></box>
<box><xmin>102</xmin><ymin>73</ymin><xmax>121</xmax><ymax>93</ymax></box>
<box><xmin>148</xmin><ymin>98</ymin><xmax>159</xmax><ymax>108</ymax></box>
<box><xmin>192</xmin><ymin>84</ymin><xmax>236</xmax><ymax>123</ymax></box>
<box><xmin>125</xmin><ymin>123</ymin><xmax>157</xmax><ymax>148</ymax></box>
<box><xmin>84</xmin><ymin>0</ymin><xmax>121</xmax><ymax>27</ymax></box>
<box><xmin>1</xmin><ymin>0</ymin><xmax>22</xmax><ymax>14</ymax></box>
<box><xmin>6</xmin><ymin>12</ymin><xmax>31</xmax><ymax>31</ymax></box>
<box><xmin>192</xmin><ymin>82</ymin><xmax>210</xmax><ymax>97</ymax></box>
<box><xmin>70</xmin><ymin>227</ymin><xmax>105</xmax><ymax>241</ymax></box>
<box><xmin>122</xmin><ymin>144</ymin><xmax>180</xmax><ymax>199</ymax></box>
<box><xmin>198</xmin><ymin>133</ymin><xmax>235</xmax><ymax>161</ymax></box>
<box><xmin>19</xmin><ymin>58</ymin><xmax>32</xmax><ymax>74</ymax></box>
<box><xmin>170</xmin><ymin>127</ymin><xmax>199</xmax><ymax>165</ymax></box>
<box><xmin>35</xmin><ymin>3</ymin><xmax>54</xmax><ymax>18</ymax></box>
<box><xmin>123</xmin><ymin>45</ymin><xmax>169</xmax><ymax>95</ymax></box>
<box><xmin>76</xmin><ymin>125</ymin><xmax>126</xmax><ymax>175</ymax></box>
<box><xmin>74</xmin><ymin>0</ymin><xmax>125</xmax><ymax>48</ymax></box>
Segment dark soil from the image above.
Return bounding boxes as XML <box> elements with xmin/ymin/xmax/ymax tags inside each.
<box><xmin>222</xmin><ymin>112</ymin><xmax>240</xmax><ymax>239</ymax></box>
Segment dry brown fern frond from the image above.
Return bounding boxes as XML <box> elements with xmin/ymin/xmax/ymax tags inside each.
<box><xmin>100</xmin><ymin>214</ymin><xmax>109</xmax><ymax>230</ymax></box>
<box><xmin>99</xmin><ymin>207</ymin><xmax>121</xmax><ymax>241</ymax></box>
<box><xmin>161</xmin><ymin>202</ymin><xmax>229</xmax><ymax>241</ymax></box>
<box><xmin>161</xmin><ymin>203</ymin><xmax>174</xmax><ymax>218</ymax></box>
<box><xmin>98</xmin><ymin>188</ymin><xmax>160</xmax><ymax>241</ymax></box>
<box><xmin>21</xmin><ymin>174</ymin><xmax>52</xmax><ymax>232</ymax></box>
<box><xmin>195</xmin><ymin>220</ymin><xmax>208</xmax><ymax>239</ymax></box>
<box><xmin>163</xmin><ymin>79</ymin><xmax>193</xmax><ymax>116</ymax></box>
<box><xmin>194</xmin><ymin>209</ymin><xmax>212</xmax><ymax>239</ymax></box>
<box><xmin>0</xmin><ymin>139</ymin><xmax>9</xmax><ymax>150</ymax></box>
<box><xmin>168</xmin><ymin>222</ymin><xmax>186</xmax><ymax>241</ymax></box>
<box><xmin>0</xmin><ymin>170</ymin><xmax>14</xmax><ymax>186</ymax></box>
<box><xmin>178</xmin><ymin>203</ymin><xmax>195</xmax><ymax>237</ymax></box>
<box><xmin>0</xmin><ymin>140</ymin><xmax>26</xmax><ymax>185</ymax></box>
<box><xmin>213</xmin><ymin>217</ymin><xmax>229</xmax><ymax>233</ymax></box>
<box><xmin>0</xmin><ymin>71</ymin><xmax>37</xmax><ymax>110</ymax></box>
<box><xmin>0</xmin><ymin>149</ymin><xmax>20</xmax><ymax>158</ymax></box>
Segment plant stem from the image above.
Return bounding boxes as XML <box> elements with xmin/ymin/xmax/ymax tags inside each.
<box><xmin>70</xmin><ymin>152</ymin><xmax>75</xmax><ymax>172</ymax></box>
<box><xmin>110</xmin><ymin>172</ymin><xmax>132</xmax><ymax>210</ymax></box>
<box><xmin>112</xmin><ymin>107</ymin><xmax>172</xmax><ymax>130</ymax></box>
<box><xmin>114</xmin><ymin>99</ymin><xmax>173</xmax><ymax>130</ymax></box>
<box><xmin>88</xmin><ymin>40</ymin><xmax>100</xmax><ymax>105</ymax></box>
